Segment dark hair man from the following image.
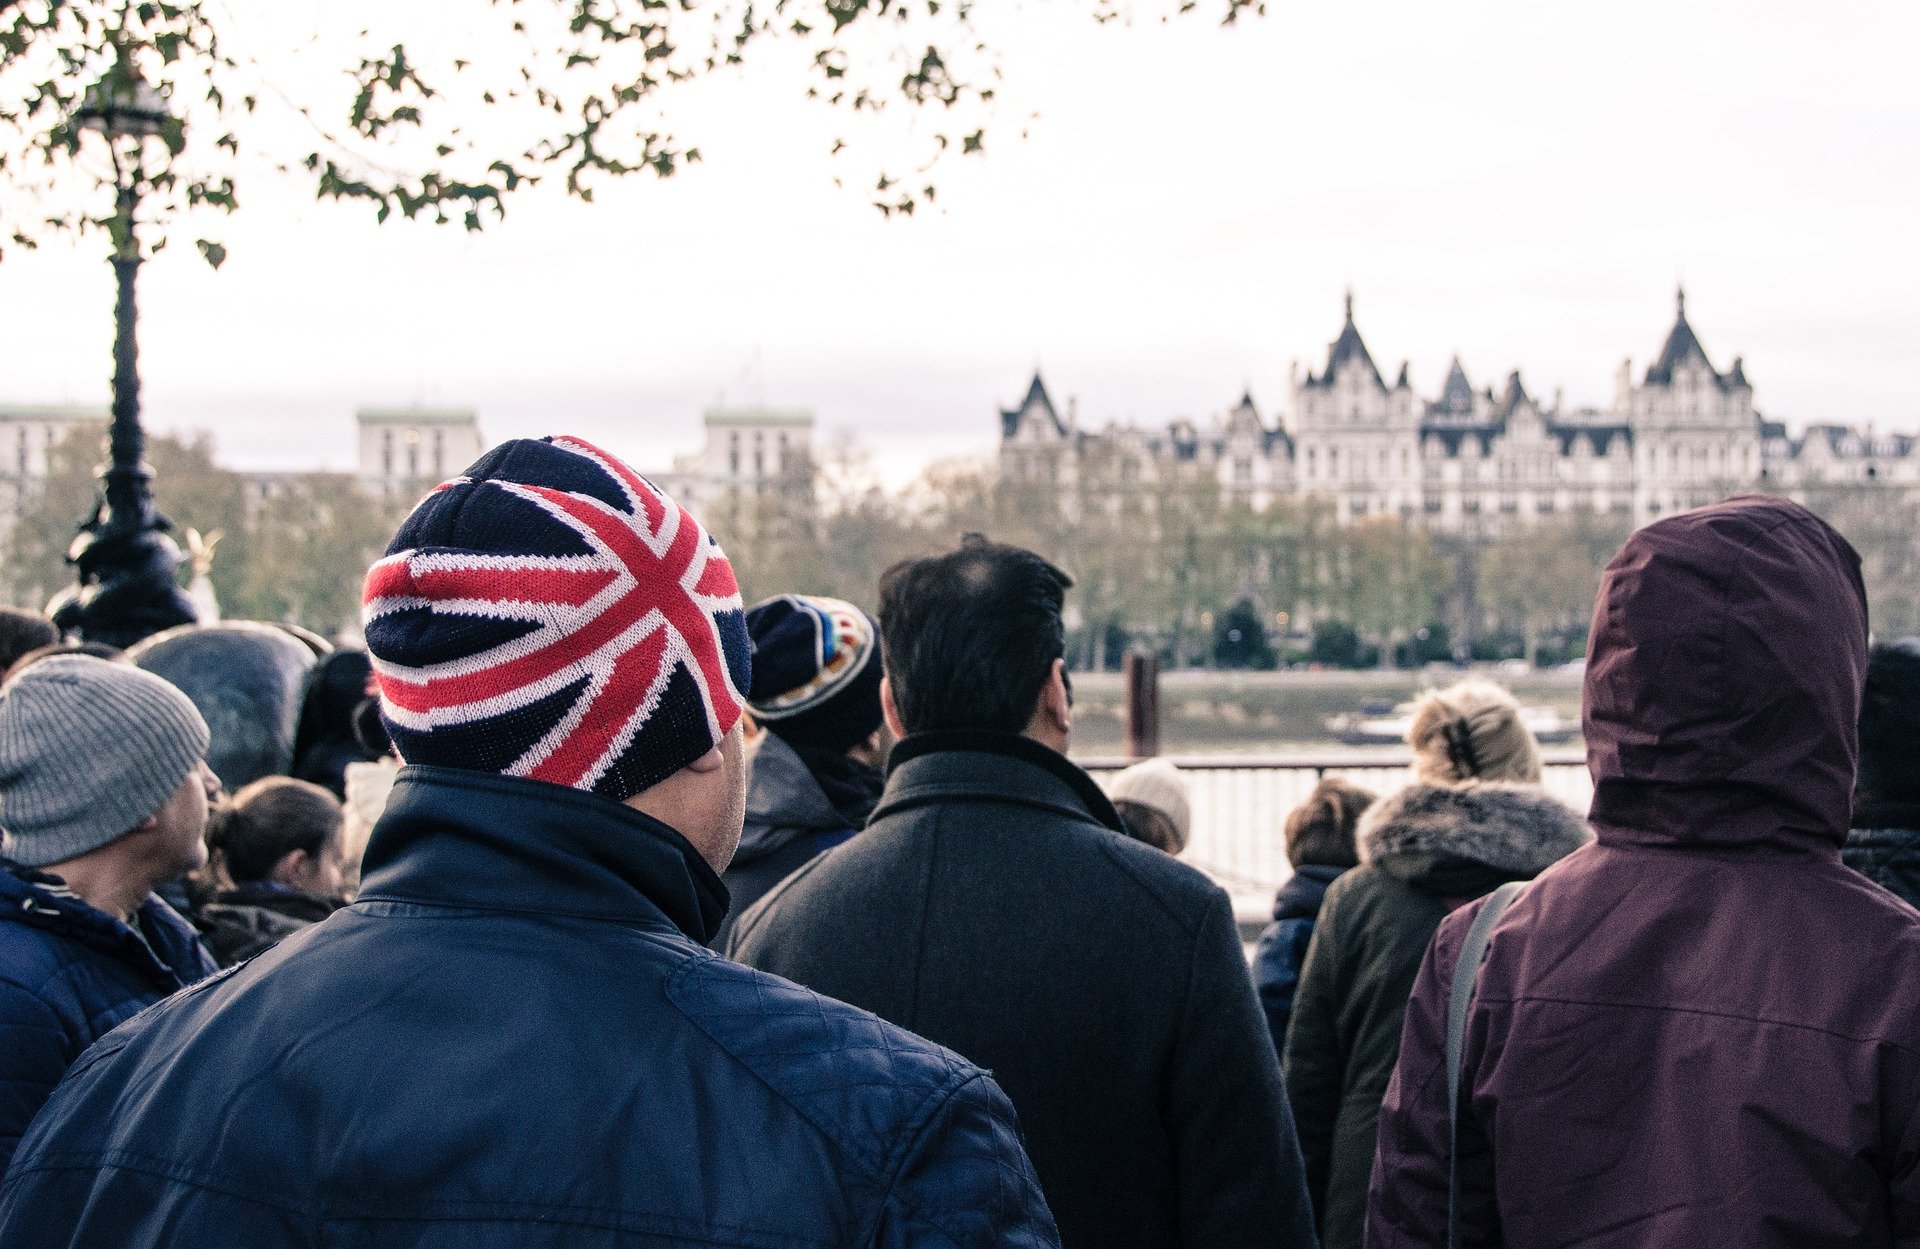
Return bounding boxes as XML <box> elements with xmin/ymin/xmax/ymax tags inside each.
<box><xmin>0</xmin><ymin>656</ymin><xmax>219</xmax><ymax>1169</ymax></box>
<box><xmin>730</xmin><ymin>536</ymin><xmax>1317</xmax><ymax>1248</ymax></box>
<box><xmin>0</xmin><ymin>439</ymin><xmax>1058</xmax><ymax>1249</ymax></box>
<box><xmin>0</xmin><ymin>608</ymin><xmax>56</xmax><ymax>677</ymax></box>
<box><xmin>1843</xmin><ymin>637</ymin><xmax>1920</xmax><ymax>909</ymax></box>
<box><xmin>1369</xmin><ymin>497</ymin><xmax>1920</xmax><ymax>1247</ymax></box>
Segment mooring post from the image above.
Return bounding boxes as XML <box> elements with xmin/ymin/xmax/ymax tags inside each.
<box><xmin>1124</xmin><ymin>650</ymin><xmax>1161</xmax><ymax>759</ymax></box>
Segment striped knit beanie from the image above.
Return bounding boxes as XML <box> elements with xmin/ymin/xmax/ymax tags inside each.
<box><xmin>0</xmin><ymin>655</ymin><xmax>211</xmax><ymax>868</ymax></box>
<box><xmin>746</xmin><ymin>595</ymin><xmax>884</xmax><ymax>753</ymax></box>
<box><xmin>362</xmin><ymin>436</ymin><xmax>751</xmax><ymax>803</ymax></box>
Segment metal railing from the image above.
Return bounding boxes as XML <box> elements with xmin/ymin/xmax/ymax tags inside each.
<box><xmin>1080</xmin><ymin>749</ymin><xmax>1591</xmax><ymax>900</ymax></box>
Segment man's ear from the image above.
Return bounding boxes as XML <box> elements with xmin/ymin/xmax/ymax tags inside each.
<box><xmin>880</xmin><ymin>677</ymin><xmax>907</xmax><ymax>740</ymax></box>
<box><xmin>1038</xmin><ymin>658</ymin><xmax>1071</xmax><ymax>736</ymax></box>
<box><xmin>684</xmin><ymin>741</ymin><xmax>725</xmax><ymax>774</ymax></box>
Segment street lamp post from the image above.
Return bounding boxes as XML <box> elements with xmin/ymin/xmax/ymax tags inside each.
<box><xmin>48</xmin><ymin>62</ymin><xmax>200</xmax><ymax>647</ymax></box>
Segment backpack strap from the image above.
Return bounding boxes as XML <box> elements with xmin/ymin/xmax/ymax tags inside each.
<box><xmin>1445</xmin><ymin>879</ymin><xmax>1527</xmax><ymax>1249</ymax></box>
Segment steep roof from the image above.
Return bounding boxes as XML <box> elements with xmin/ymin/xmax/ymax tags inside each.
<box><xmin>1643</xmin><ymin>287</ymin><xmax>1723</xmax><ymax>386</ymax></box>
<box><xmin>1492</xmin><ymin>371</ymin><xmax>1532</xmax><ymax>422</ymax></box>
<box><xmin>1306</xmin><ymin>292</ymin><xmax>1385</xmax><ymax>390</ymax></box>
<box><xmin>1000</xmin><ymin>372</ymin><xmax>1066</xmax><ymax>440</ymax></box>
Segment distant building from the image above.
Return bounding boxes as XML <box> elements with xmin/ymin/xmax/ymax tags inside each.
<box><xmin>654</xmin><ymin>408</ymin><xmax>815</xmax><ymax>532</ymax></box>
<box><xmin>356</xmin><ymin>406</ymin><xmax>487</xmax><ymax>496</ymax></box>
<box><xmin>0</xmin><ymin>404</ymin><xmax>105</xmax><ymax>527</ymax></box>
<box><xmin>1000</xmin><ymin>290</ymin><xmax>1918</xmax><ymax>532</ymax></box>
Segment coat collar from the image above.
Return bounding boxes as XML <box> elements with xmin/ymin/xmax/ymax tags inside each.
<box><xmin>740</xmin><ymin>733</ymin><xmax>846</xmax><ymax>851</ymax></box>
<box><xmin>356</xmin><ymin>766</ymin><xmax>730</xmax><ymax>945</ymax></box>
<box><xmin>0</xmin><ymin>859</ymin><xmax>208</xmax><ymax>990</ymax></box>
<box><xmin>1271</xmin><ymin>864</ymin><xmax>1343</xmax><ymax>922</ymax></box>
<box><xmin>873</xmin><ymin>730</ymin><xmax>1126</xmax><ymax>833</ymax></box>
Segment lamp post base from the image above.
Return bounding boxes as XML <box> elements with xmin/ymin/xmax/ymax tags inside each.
<box><xmin>48</xmin><ymin>465</ymin><xmax>198</xmax><ymax>650</ymax></box>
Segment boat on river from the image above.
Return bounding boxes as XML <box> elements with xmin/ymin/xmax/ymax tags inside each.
<box><xmin>1325</xmin><ymin>699</ymin><xmax>1578</xmax><ymax>746</ymax></box>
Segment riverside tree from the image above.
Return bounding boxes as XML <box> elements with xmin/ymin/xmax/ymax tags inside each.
<box><xmin>1</xmin><ymin>0</ymin><xmax>1267</xmax><ymax>262</ymax></box>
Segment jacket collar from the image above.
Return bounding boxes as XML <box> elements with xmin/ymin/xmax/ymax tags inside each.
<box><xmin>0</xmin><ymin>859</ymin><xmax>206</xmax><ymax>990</ymax></box>
<box><xmin>356</xmin><ymin>766</ymin><xmax>730</xmax><ymax>946</ymax></box>
<box><xmin>1272</xmin><ymin>864</ymin><xmax>1343</xmax><ymax>922</ymax></box>
<box><xmin>874</xmin><ymin>730</ymin><xmax>1125</xmax><ymax>833</ymax></box>
<box><xmin>739</xmin><ymin>733</ymin><xmax>846</xmax><ymax>859</ymax></box>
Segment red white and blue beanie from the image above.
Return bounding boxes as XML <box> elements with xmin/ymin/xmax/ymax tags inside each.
<box><xmin>361</xmin><ymin>436</ymin><xmax>751</xmax><ymax>804</ymax></box>
<box><xmin>745</xmin><ymin>595</ymin><xmax>884</xmax><ymax>754</ymax></box>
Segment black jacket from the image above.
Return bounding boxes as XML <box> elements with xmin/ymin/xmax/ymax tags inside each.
<box><xmin>0</xmin><ymin>861</ymin><xmax>214</xmax><ymax>1171</ymax></box>
<box><xmin>1843</xmin><ymin>801</ymin><xmax>1920</xmax><ymax>912</ymax></box>
<box><xmin>1283</xmin><ymin>782</ymin><xmax>1587</xmax><ymax>1249</ymax></box>
<box><xmin>729</xmin><ymin>730</ymin><xmax>1317</xmax><ymax>1249</ymax></box>
<box><xmin>0</xmin><ymin>767</ymin><xmax>1060</xmax><ymax>1248</ymax></box>
<box><xmin>712</xmin><ymin>732</ymin><xmax>876</xmax><ymax>949</ymax></box>
<box><xmin>194</xmin><ymin>881</ymin><xmax>344</xmax><ymax>968</ymax></box>
<box><xmin>1251</xmin><ymin>863</ymin><xmax>1344</xmax><ymax>1058</ymax></box>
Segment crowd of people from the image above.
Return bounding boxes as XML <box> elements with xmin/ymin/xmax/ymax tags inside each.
<box><xmin>0</xmin><ymin>433</ymin><xmax>1914</xmax><ymax>1247</ymax></box>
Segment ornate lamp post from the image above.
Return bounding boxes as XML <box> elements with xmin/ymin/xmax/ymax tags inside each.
<box><xmin>47</xmin><ymin>57</ymin><xmax>199</xmax><ymax>647</ymax></box>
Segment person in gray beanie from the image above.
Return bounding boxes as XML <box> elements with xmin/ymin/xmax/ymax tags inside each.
<box><xmin>0</xmin><ymin>655</ymin><xmax>219</xmax><ymax>1169</ymax></box>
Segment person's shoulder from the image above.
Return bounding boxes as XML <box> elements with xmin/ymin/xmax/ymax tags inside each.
<box><xmin>668</xmin><ymin>952</ymin><xmax>988</xmax><ymax>1174</ymax></box>
<box><xmin>1088</xmin><ymin>831</ymin><xmax>1231</xmax><ymax>935</ymax></box>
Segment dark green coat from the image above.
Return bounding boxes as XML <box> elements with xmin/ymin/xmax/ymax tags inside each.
<box><xmin>1282</xmin><ymin>781</ymin><xmax>1588</xmax><ymax>1249</ymax></box>
<box><xmin>730</xmin><ymin>730</ymin><xmax>1316</xmax><ymax>1249</ymax></box>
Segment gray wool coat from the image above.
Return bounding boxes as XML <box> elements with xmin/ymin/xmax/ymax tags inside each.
<box><xmin>728</xmin><ymin>730</ymin><xmax>1318</xmax><ymax>1249</ymax></box>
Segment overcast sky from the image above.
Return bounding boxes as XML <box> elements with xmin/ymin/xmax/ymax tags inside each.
<box><xmin>4</xmin><ymin>0</ymin><xmax>1917</xmax><ymax>485</ymax></box>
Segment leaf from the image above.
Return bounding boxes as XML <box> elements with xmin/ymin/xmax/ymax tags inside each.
<box><xmin>195</xmin><ymin>239</ymin><xmax>228</xmax><ymax>270</ymax></box>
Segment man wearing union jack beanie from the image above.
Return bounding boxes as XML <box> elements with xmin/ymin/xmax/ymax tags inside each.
<box><xmin>0</xmin><ymin>437</ymin><xmax>1060</xmax><ymax>1249</ymax></box>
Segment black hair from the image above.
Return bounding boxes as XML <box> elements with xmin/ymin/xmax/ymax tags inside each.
<box><xmin>208</xmin><ymin>776</ymin><xmax>344</xmax><ymax>884</ymax></box>
<box><xmin>877</xmin><ymin>535</ymin><xmax>1073</xmax><ymax>735</ymax></box>
<box><xmin>0</xmin><ymin>609</ymin><xmax>57</xmax><ymax>676</ymax></box>
<box><xmin>1859</xmin><ymin>638</ymin><xmax>1920</xmax><ymax>805</ymax></box>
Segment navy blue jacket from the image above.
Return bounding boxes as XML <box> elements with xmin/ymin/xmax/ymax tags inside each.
<box><xmin>0</xmin><ymin>766</ymin><xmax>1059</xmax><ymax>1248</ymax></box>
<box><xmin>0</xmin><ymin>860</ymin><xmax>214</xmax><ymax>1170</ymax></box>
<box><xmin>1251</xmin><ymin>864</ymin><xmax>1344</xmax><ymax>1057</ymax></box>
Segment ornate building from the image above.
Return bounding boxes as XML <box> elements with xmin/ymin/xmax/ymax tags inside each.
<box><xmin>999</xmin><ymin>291</ymin><xmax>1917</xmax><ymax>531</ymax></box>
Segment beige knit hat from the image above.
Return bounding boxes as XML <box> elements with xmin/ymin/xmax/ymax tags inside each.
<box><xmin>1110</xmin><ymin>758</ymin><xmax>1192</xmax><ymax>853</ymax></box>
<box><xmin>1407</xmin><ymin>679</ymin><xmax>1542</xmax><ymax>785</ymax></box>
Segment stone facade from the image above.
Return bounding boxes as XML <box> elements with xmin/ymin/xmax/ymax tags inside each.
<box><xmin>1000</xmin><ymin>291</ymin><xmax>1915</xmax><ymax>531</ymax></box>
<box><xmin>355</xmin><ymin>406</ymin><xmax>488</xmax><ymax>496</ymax></box>
<box><xmin>649</xmin><ymin>408</ymin><xmax>815</xmax><ymax>534</ymax></box>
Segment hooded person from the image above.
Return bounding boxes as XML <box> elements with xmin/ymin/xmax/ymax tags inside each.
<box><xmin>1250</xmin><ymin>777</ymin><xmax>1374</xmax><ymax>1058</ymax></box>
<box><xmin>711</xmin><ymin>594</ymin><xmax>888</xmax><ymax>948</ymax></box>
<box><xmin>0</xmin><ymin>436</ymin><xmax>1059</xmax><ymax>1249</ymax></box>
<box><xmin>1367</xmin><ymin>496</ymin><xmax>1920</xmax><ymax>1248</ymax></box>
<box><xmin>1283</xmin><ymin>679</ymin><xmax>1589</xmax><ymax>1249</ymax></box>
<box><xmin>1843</xmin><ymin>637</ymin><xmax>1920</xmax><ymax>909</ymax></box>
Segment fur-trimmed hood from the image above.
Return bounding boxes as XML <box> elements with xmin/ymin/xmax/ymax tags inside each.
<box><xmin>1358</xmin><ymin>781</ymin><xmax>1591</xmax><ymax>877</ymax></box>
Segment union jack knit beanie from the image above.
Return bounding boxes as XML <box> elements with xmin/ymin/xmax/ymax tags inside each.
<box><xmin>362</xmin><ymin>436</ymin><xmax>751</xmax><ymax>804</ymax></box>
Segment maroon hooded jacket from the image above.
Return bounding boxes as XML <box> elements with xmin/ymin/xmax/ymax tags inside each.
<box><xmin>1368</xmin><ymin>496</ymin><xmax>1920</xmax><ymax>1248</ymax></box>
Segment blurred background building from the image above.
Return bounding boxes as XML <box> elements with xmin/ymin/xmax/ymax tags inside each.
<box><xmin>1001</xmin><ymin>290</ymin><xmax>1917</xmax><ymax>532</ymax></box>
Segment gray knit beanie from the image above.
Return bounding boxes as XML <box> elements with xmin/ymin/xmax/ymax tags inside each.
<box><xmin>0</xmin><ymin>655</ymin><xmax>210</xmax><ymax>868</ymax></box>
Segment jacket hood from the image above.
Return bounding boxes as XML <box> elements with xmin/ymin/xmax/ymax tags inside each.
<box><xmin>1584</xmin><ymin>496</ymin><xmax>1868</xmax><ymax>853</ymax></box>
<box><xmin>1358</xmin><ymin>781</ymin><xmax>1591</xmax><ymax>879</ymax></box>
<box><xmin>1271</xmin><ymin>863</ymin><xmax>1342</xmax><ymax>922</ymax></box>
<box><xmin>737</xmin><ymin>732</ymin><xmax>848</xmax><ymax>864</ymax></box>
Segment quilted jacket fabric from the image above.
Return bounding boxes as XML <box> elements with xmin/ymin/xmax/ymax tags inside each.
<box><xmin>0</xmin><ymin>766</ymin><xmax>1060</xmax><ymax>1249</ymax></box>
<box><xmin>0</xmin><ymin>859</ymin><xmax>214</xmax><ymax>1171</ymax></box>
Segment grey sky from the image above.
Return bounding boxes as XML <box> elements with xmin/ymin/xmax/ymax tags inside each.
<box><xmin>4</xmin><ymin>0</ymin><xmax>1916</xmax><ymax>485</ymax></box>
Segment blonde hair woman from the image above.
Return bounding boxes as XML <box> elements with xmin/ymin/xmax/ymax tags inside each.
<box><xmin>1281</xmin><ymin>679</ymin><xmax>1588</xmax><ymax>1249</ymax></box>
